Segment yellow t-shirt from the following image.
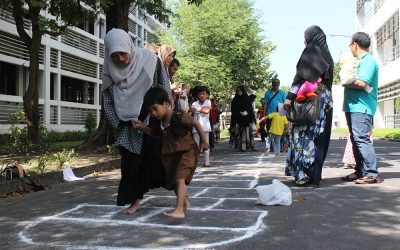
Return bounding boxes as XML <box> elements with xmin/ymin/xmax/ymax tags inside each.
<box><xmin>268</xmin><ymin>112</ymin><xmax>288</xmax><ymax>136</ymax></box>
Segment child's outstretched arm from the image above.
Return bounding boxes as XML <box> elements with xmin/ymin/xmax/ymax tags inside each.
<box><xmin>192</xmin><ymin>120</ymin><xmax>209</xmax><ymax>151</ymax></box>
<box><xmin>131</xmin><ymin>120</ymin><xmax>153</xmax><ymax>136</ymax></box>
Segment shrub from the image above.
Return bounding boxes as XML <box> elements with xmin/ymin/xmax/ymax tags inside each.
<box><xmin>8</xmin><ymin>110</ymin><xmax>31</xmax><ymax>154</ymax></box>
<box><xmin>53</xmin><ymin>149</ymin><xmax>75</xmax><ymax>169</ymax></box>
<box><xmin>106</xmin><ymin>144</ymin><xmax>119</xmax><ymax>156</ymax></box>
<box><xmin>35</xmin><ymin>154</ymin><xmax>51</xmax><ymax>174</ymax></box>
<box><xmin>84</xmin><ymin>112</ymin><xmax>97</xmax><ymax>137</ymax></box>
<box><xmin>46</xmin><ymin>130</ymin><xmax>87</xmax><ymax>142</ymax></box>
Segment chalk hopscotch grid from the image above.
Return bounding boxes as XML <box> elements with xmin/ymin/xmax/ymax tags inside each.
<box><xmin>18</xmin><ymin>155</ymin><xmax>269</xmax><ymax>249</ymax></box>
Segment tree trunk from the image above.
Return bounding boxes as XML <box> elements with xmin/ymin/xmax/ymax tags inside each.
<box><xmin>23</xmin><ymin>32</ymin><xmax>42</xmax><ymax>145</ymax></box>
<box><xmin>77</xmin><ymin>101</ymin><xmax>114</xmax><ymax>151</ymax></box>
<box><xmin>105</xmin><ymin>0</ymin><xmax>130</xmax><ymax>32</ymax></box>
<box><xmin>78</xmin><ymin>0</ymin><xmax>131</xmax><ymax>150</ymax></box>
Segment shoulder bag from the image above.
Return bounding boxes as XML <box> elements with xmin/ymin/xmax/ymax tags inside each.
<box><xmin>265</xmin><ymin>90</ymin><xmax>280</xmax><ymax>132</ymax></box>
<box><xmin>286</xmin><ymin>85</ymin><xmax>322</xmax><ymax>125</ymax></box>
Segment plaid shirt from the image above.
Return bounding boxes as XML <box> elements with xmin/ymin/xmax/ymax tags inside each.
<box><xmin>103</xmin><ymin>58</ymin><xmax>168</xmax><ymax>154</ymax></box>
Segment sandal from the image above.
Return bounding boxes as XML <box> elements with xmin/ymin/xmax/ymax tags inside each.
<box><xmin>203</xmin><ymin>164</ymin><xmax>211</xmax><ymax>167</ymax></box>
<box><xmin>355</xmin><ymin>176</ymin><xmax>383</xmax><ymax>184</ymax></box>
<box><xmin>341</xmin><ymin>173</ymin><xmax>358</xmax><ymax>182</ymax></box>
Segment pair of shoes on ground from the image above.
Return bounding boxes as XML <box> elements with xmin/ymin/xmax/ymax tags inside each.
<box><xmin>341</xmin><ymin>173</ymin><xmax>383</xmax><ymax>184</ymax></box>
<box><xmin>295</xmin><ymin>178</ymin><xmax>311</xmax><ymax>186</ymax></box>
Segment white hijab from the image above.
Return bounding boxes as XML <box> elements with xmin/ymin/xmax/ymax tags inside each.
<box><xmin>102</xmin><ymin>28</ymin><xmax>157</xmax><ymax>121</ymax></box>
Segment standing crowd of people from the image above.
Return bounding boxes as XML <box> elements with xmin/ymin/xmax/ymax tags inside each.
<box><xmin>102</xmin><ymin>25</ymin><xmax>382</xmax><ymax>218</ymax></box>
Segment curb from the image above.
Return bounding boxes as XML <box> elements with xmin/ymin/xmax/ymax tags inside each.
<box><xmin>0</xmin><ymin>158</ymin><xmax>120</xmax><ymax>197</ymax></box>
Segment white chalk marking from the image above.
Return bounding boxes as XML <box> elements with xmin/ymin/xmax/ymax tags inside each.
<box><xmin>204</xmin><ymin>198</ymin><xmax>225</xmax><ymax>210</ymax></box>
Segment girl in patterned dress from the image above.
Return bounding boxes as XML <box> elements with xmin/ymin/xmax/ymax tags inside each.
<box><xmin>133</xmin><ymin>87</ymin><xmax>209</xmax><ymax>219</ymax></box>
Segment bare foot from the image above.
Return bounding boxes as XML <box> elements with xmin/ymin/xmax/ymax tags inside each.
<box><xmin>163</xmin><ymin>210</ymin><xmax>185</xmax><ymax>219</ymax></box>
<box><xmin>122</xmin><ymin>201</ymin><xmax>140</xmax><ymax>214</ymax></box>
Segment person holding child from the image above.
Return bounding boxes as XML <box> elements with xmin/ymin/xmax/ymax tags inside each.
<box><xmin>283</xmin><ymin>25</ymin><xmax>334</xmax><ymax>187</ymax></box>
<box><xmin>341</xmin><ymin>32</ymin><xmax>382</xmax><ymax>184</ymax></box>
<box><xmin>191</xmin><ymin>86</ymin><xmax>212</xmax><ymax>167</ymax></box>
<box><xmin>134</xmin><ymin>87</ymin><xmax>209</xmax><ymax>219</ymax></box>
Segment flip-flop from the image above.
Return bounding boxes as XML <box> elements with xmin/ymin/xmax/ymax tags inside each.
<box><xmin>355</xmin><ymin>176</ymin><xmax>383</xmax><ymax>184</ymax></box>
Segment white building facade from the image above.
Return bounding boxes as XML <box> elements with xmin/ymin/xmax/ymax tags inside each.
<box><xmin>0</xmin><ymin>6</ymin><xmax>165</xmax><ymax>133</ymax></box>
<box><xmin>356</xmin><ymin>0</ymin><xmax>400</xmax><ymax>128</ymax></box>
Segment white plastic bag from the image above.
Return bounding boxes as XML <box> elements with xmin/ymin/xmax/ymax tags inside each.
<box><xmin>63</xmin><ymin>166</ymin><xmax>85</xmax><ymax>182</ymax></box>
<box><xmin>255</xmin><ymin>179</ymin><xmax>292</xmax><ymax>206</ymax></box>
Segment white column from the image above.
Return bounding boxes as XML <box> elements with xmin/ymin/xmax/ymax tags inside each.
<box><xmin>94</xmin><ymin>81</ymin><xmax>100</xmax><ymax>127</ymax></box>
<box><xmin>56</xmin><ymin>50</ymin><xmax>62</xmax><ymax>125</ymax></box>
<box><xmin>40</xmin><ymin>36</ymin><xmax>51</xmax><ymax>125</ymax></box>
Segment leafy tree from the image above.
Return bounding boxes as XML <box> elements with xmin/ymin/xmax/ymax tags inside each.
<box><xmin>395</xmin><ymin>97</ymin><xmax>400</xmax><ymax>113</ymax></box>
<box><xmin>0</xmin><ymin>0</ymin><xmax>99</xmax><ymax>146</ymax></box>
<box><xmin>158</xmin><ymin>0</ymin><xmax>275</xmax><ymax>103</ymax></box>
<box><xmin>333</xmin><ymin>61</ymin><xmax>342</xmax><ymax>85</ymax></box>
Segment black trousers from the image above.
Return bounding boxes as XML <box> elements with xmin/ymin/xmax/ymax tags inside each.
<box><xmin>117</xmin><ymin>147</ymin><xmax>144</xmax><ymax>206</ymax></box>
<box><xmin>259</xmin><ymin>121</ymin><xmax>267</xmax><ymax>142</ymax></box>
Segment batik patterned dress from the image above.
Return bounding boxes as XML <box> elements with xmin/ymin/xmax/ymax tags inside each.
<box><xmin>161</xmin><ymin>112</ymin><xmax>199</xmax><ymax>190</ymax></box>
<box><xmin>285</xmin><ymin>84</ymin><xmax>333</xmax><ymax>179</ymax></box>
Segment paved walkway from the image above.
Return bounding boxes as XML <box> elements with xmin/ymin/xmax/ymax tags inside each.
<box><xmin>0</xmin><ymin>137</ymin><xmax>399</xmax><ymax>249</ymax></box>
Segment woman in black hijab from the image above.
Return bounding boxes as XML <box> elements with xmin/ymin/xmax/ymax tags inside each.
<box><xmin>283</xmin><ymin>25</ymin><xmax>334</xmax><ymax>186</ymax></box>
<box><xmin>230</xmin><ymin>86</ymin><xmax>257</xmax><ymax>152</ymax></box>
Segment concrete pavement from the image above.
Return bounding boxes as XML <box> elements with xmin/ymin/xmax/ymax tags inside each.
<box><xmin>0</xmin><ymin>136</ymin><xmax>399</xmax><ymax>249</ymax></box>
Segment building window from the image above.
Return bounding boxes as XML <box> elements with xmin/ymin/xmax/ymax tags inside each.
<box><xmin>77</xmin><ymin>15</ymin><xmax>95</xmax><ymax>35</ymax></box>
<box><xmin>61</xmin><ymin>76</ymin><xmax>84</xmax><ymax>103</ymax></box>
<box><xmin>0</xmin><ymin>62</ymin><xmax>17</xmax><ymax>95</ymax></box>
<box><xmin>61</xmin><ymin>76</ymin><xmax>95</xmax><ymax>104</ymax></box>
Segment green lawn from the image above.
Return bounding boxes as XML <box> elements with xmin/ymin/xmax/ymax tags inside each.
<box><xmin>333</xmin><ymin>128</ymin><xmax>400</xmax><ymax>139</ymax></box>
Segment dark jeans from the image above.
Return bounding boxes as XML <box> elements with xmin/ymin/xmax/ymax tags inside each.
<box><xmin>345</xmin><ymin>112</ymin><xmax>379</xmax><ymax>178</ymax></box>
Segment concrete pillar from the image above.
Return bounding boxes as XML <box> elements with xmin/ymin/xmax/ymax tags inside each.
<box><xmin>40</xmin><ymin>37</ymin><xmax>51</xmax><ymax>125</ymax></box>
<box><xmin>56</xmin><ymin>49</ymin><xmax>62</xmax><ymax>125</ymax></box>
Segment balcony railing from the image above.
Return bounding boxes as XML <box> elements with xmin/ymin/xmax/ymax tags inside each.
<box><xmin>384</xmin><ymin>114</ymin><xmax>400</xmax><ymax>128</ymax></box>
<box><xmin>61</xmin><ymin>29</ymin><xmax>98</xmax><ymax>56</ymax></box>
<box><xmin>374</xmin><ymin>0</ymin><xmax>386</xmax><ymax>14</ymax></box>
<box><xmin>0</xmin><ymin>98</ymin><xmax>97</xmax><ymax>126</ymax></box>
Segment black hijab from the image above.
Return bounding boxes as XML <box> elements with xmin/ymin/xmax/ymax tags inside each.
<box><xmin>231</xmin><ymin>86</ymin><xmax>255</xmax><ymax>126</ymax></box>
<box><xmin>294</xmin><ymin>25</ymin><xmax>334</xmax><ymax>89</ymax></box>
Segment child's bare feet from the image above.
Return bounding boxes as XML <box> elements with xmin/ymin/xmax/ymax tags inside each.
<box><xmin>122</xmin><ymin>201</ymin><xmax>140</xmax><ymax>214</ymax></box>
<box><xmin>164</xmin><ymin>210</ymin><xmax>185</xmax><ymax>219</ymax></box>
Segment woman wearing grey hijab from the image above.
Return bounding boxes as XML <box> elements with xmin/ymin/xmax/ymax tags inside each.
<box><xmin>102</xmin><ymin>28</ymin><xmax>169</xmax><ymax>214</ymax></box>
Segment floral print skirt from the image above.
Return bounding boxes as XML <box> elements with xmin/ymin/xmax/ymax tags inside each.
<box><xmin>285</xmin><ymin>85</ymin><xmax>333</xmax><ymax>181</ymax></box>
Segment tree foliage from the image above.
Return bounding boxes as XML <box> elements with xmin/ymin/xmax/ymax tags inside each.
<box><xmin>158</xmin><ymin>0</ymin><xmax>276</xmax><ymax>103</ymax></box>
<box><xmin>333</xmin><ymin>61</ymin><xmax>342</xmax><ymax>85</ymax></box>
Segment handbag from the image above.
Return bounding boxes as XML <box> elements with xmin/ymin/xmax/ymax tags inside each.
<box><xmin>286</xmin><ymin>85</ymin><xmax>322</xmax><ymax>125</ymax></box>
<box><xmin>3</xmin><ymin>164</ymin><xmax>25</xmax><ymax>180</ymax></box>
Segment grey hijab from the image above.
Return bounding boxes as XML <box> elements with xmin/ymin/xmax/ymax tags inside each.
<box><xmin>102</xmin><ymin>28</ymin><xmax>158</xmax><ymax>121</ymax></box>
